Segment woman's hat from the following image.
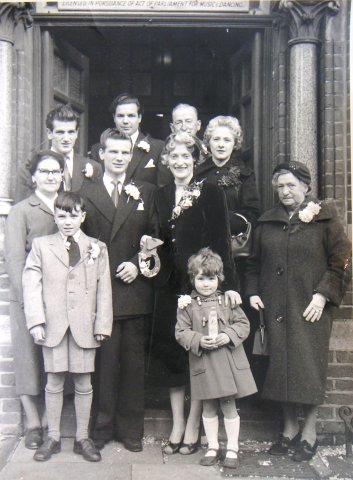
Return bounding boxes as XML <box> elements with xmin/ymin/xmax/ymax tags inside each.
<box><xmin>272</xmin><ymin>161</ymin><xmax>311</xmax><ymax>185</ymax></box>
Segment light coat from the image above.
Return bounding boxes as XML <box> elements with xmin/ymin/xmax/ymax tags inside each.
<box><xmin>245</xmin><ymin>200</ymin><xmax>352</xmax><ymax>405</ymax></box>
<box><xmin>23</xmin><ymin>231</ymin><xmax>113</xmax><ymax>349</ymax></box>
<box><xmin>175</xmin><ymin>292</ymin><xmax>257</xmax><ymax>400</ymax></box>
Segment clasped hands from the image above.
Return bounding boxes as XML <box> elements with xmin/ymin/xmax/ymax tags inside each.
<box><xmin>250</xmin><ymin>292</ymin><xmax>326</xmax><ymax>322</ymax></box>
<box><xmin>29</xmin><ymin>325</ymin><xmax>108</xmax><ymax>344</ymax></box>
<box><xmin>200</xmin><ymin>332</ymin><xmax>230</xmax><ymax>350</ymax></box>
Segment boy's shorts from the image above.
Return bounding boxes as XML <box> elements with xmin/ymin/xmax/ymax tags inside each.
<box><xmin>42</xmin><ymin>329</ymin><xmax>96</xmax><ymax>373</ymax></box>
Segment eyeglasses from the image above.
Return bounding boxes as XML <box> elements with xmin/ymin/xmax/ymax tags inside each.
<box><xmin>37</xmin><ymin>169</ymin><xmax>63</xmax><ymax>176</ymax></box>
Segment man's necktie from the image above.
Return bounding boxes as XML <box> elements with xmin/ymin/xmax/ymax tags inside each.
<box><xmin>111</xmin><ymin>181</ymin><xmax>121</xmax><ymax>207</ymax></box>
<box><xmin>67</xmin><ymin>236</ymin><xmax>81</xmax><ymax>267</ymax></box>
<box><xmin>64</xmin><ymin>158</ymin><xmax>72</xmax><ymax>191</ymax></box>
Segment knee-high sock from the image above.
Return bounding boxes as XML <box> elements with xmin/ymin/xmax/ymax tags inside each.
<box><xmin>224</xmin><ymin>416</ymin><xmax>240</xmax><ymax>453</ymax></box>
<box><xmin>202</xmin><ymin>415</ymin><xmax>219</xmax><ymax>450</ymax></box>
<box><xmin>75</xmin><ymin>389</ymin><xmax>93</xmax><ymax>441</ymax></box>
<box><xmin>45</xmin><ymin>388</ymin><xmax>64</xmax><ymax>441</ymax></box>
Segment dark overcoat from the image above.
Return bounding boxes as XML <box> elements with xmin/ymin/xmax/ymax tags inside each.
<box><xmin>79</xmin><ymin>177</ymin><xmax>159</xmax><ymax>317</ymax></box>
<box><xmin>175</xmin><ymin>292</ymin><xmax>257</xmax><ymax>400</ymax></box>
<box><xmin>245</xmin><ymin>200</ymin><xmax>351</xmax><ymax>405</ymax></box>
<box><xmin>195</xmin><ymin>153</ymin><xmax>260</xmax><ymax>235</ymax></box>
<box><xmin>151</xmin><ymin>180</ymin><xmax>236</xmax><ymax>386</ymax></box>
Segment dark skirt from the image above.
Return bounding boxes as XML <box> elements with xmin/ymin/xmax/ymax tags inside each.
<box><xmin>148</xmin><ymin>283</ymin><xmax>188</xmax><ymax>388</ymax></box>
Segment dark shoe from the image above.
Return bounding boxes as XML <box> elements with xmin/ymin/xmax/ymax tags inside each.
<box><xmin>199</xmin><ymin>448</ymin><xmax>221</xmax><ymax>466</ymax></box>
<box><xmin>269</xmin><ymin>432</ymin><xmax>301</xmax><ymax>455</ymax></box>
<box><xmin>163</xmin><ymin>440</ymin><xmax>182</xmax><ymax>455</ymax></box>
<box><xmin>93</xmin><ymin>438</ymin><xmax>108</xmax><ymax>450</ymax></box>
<box><xmin>292</xmin><ymin>439</ymin><xmax>318</xmax><ymax>462</ymax></box>
<box><xmin>122</xmin><ymin>438</ymin><xmax>143</xmax><ymax>452</ymax></box>
<box><xmin>33</xmin><ymin>437</ymin><xmax>61</xmax><ymax>462</ymax></box>
<box><xmin>74</xmin><ymin>438</ymin><xmax>101</xmax><ymax>462</ymax></box>
<box><xmin>179</xmin><ymin>441</ymin><xmax>199</xmax><ymax>455</ymax></box>
<box><xmin>25</xmin><ymin>427</ymin><xmax>43</xmax><ymax>450</ymax></box>
<box><xmin>221</xmin><ymin>450</ymin><xmax>239</xmax><ymax>469</ymax></box>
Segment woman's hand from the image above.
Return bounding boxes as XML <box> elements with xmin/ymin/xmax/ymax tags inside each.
<box><xmin>214</xmin><ymin>333</ymin><xmax>230</xmax><ymax>348</ymax></box>
<box><xmin>30</xmin><ymin>325</ymin><xmax>45</xmax><ymax>344</ymax></box>
<box><xmin>224</xmin><ymin>290</ymin><xmax>242</xmax><ymax>308</ymax></box>
<box><xmin>303</xmin><ymin>293</ymin><xmax>326</xmax><ymax>322</ymax></box>
<box><xmin>200</xmin><ymin>336</ymin><xmax>217</xmax><ymax>350</ymax></box>
<box><xmin>249</xmin><ymin>295</ymin><xmax>265</xmax><ymax>311</ymax></box>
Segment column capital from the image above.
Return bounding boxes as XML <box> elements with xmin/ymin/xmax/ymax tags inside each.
<box><xmin>0</xmin><ymin>2</ymin><xmax>33</xmax><ymax>45</ymax></box>
<box><xmin>279</xmin><ymin>0</ymin><xmax>340</xmax><ymax>46</ymax></box>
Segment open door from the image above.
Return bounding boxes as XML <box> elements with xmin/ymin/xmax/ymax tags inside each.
<box><xmin>229</xmin><ymin>32</ymin><xmax>263</xmax><ymax>200</ymax></box>
<box><xmin>41</xmin><ymin>30</ymin><xmax>89</xmax><ymax>155</ymax></box>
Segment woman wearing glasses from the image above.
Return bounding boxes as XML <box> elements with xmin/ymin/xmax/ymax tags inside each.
<box><xmin>5</xmin><ymin>150</ymin><xmax>64</xmax><ymax>450</ymax></box>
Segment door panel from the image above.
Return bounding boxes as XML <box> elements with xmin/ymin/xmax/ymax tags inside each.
<box><xmin>41</xmin><ymin>30</ymin><xmax>89</xmax><ymax>154</ymax></box>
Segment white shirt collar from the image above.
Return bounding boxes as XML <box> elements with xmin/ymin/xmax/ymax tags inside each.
<box><xmin>103</xmin><ymin>172</ymin><xmax>126</xmax><ymax>195</ymax></box>
<box><xmin>51</xmin><ymin>147</ymin><xmax>74</xmax><ymax>175</ymax></box>
<box><xmin>35</xmin><ymin>189</ymin><xmax>57</xmax><ymax>213</ymax></box>
<box><xmin>130</xmin><ymin>130</ymin><xmax>139</xmax><ymax>147</ymax></box>
<box><xmin>60</xmin><ymin>229</ymin><xmax>81</xmax><ymax>242</ymax></box>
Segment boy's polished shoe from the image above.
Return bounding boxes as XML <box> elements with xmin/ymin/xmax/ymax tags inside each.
<box><xmin>292</xmin><ymin>439</ymin><xmax>318</xmax><ymax>462</ymax></box>
<box><xmin>25</xmin><ymin>427</ymin><xmax>43</xmax><ymax>450</ymax></box>
<box><xmin>33</xmin><ymin>437</ymin><xmax>61</xmax><ymax>461</ymax></box>
<box><xmin>121</xmin><ymin>438</ymin><xmax>143</xmax><ymax>452</ymax></box>
<box><xmin>269</xmin><ymin>432</ymin><xmax>301</xmax><ymax>455</ymax></box>
<box><xmin>74</xmin><ymin>438</ymin><xmax>101</xmax><ymax>462</ymax></box>
<box><xmin>199</xmin><ymin>448</ymin><xmax>221</xmax><ymax>466</ymax></box>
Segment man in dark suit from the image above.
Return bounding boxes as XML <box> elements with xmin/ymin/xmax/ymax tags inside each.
<box><xmin>79</xmin><ymin>128</ymin><xmax>158</xmax><ymax>453</ymax></box>
<box><xmin>90</xmin><ymin>93</ymin><xmax>171</xmax><ymax>186</ymax></box>
<box><xmin>17</xmin><ymin>105</ymin><xmax>102</xmax><ymax>201</ymax></box>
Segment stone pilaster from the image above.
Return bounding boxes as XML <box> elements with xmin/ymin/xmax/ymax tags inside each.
<box><xmin>279</xmin><ymin>0</ymin><xmax>340</xmax><ymax>195</ymax></box>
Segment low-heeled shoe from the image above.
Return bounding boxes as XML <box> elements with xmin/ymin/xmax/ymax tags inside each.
<box><xmin>25</xmin><ymin>427</ymin><xmax>43</xmax><ymax>450</ymax></box>
<box><xmin>221</xmin><ymin>449</ymin><xmax>239</xmax><ymax>469</ymax></box>
<box><xmin>179</xmin><ymin>441</ymin><xmax>199</xmax><ymax>455</ymax></box>
<box><xmin>74</xmin><ymin>438</ymin><xmax>101</xmax><ymax>462</ymax></box>
<box><xmin>292</xmin><ymin>439</ymin><xmax>318</xmax><ymax>462</ymax></box>
<box><xmin>199</xmin><ymin>448</ymin><xmax>221</xmax><ymax>466</ymax></box>
<box><xmin>163</xmin><ymin>440</ymin><xmax>182</xmax><ymax>455</ymax></box>
<box><xmin>269</xmin><ymin>432</ymin><xmax>301</xmax><ymax>455</ymax></box>
<box><xmin>122</xmin><ymin>438</ymin><xmax>143</xmax><ymax>452</ymax></box>
<box><xmin>33</xmin><ymin>437</ymin><xmax>61</xmax><ymax>462</ymax></box>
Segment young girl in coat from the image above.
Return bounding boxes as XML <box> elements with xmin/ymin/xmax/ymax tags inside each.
<box><xmin>175</xmin><ymin>248</ymin><xmax>257</xmax><ymax>469</ymax></box>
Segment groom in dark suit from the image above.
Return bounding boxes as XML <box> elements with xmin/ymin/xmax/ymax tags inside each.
<box><xmin>79</xmin><ymin>128</ymin><xmax>158</xmax><ymax>452</ymax></box>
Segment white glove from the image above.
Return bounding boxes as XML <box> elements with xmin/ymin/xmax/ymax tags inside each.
<box><xmin>303</xmin><ymin>293</ymin><xmax>326</xmax><ymax>322</ymax></box>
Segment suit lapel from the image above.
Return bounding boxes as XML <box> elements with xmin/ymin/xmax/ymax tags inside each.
<box><xmin>71</xmin><ymin>154</ymin><xmax>84</xmax><ymax>191</ymax></box>
<box><xmin>48</xmin><ymin>232</ymin><xmax>69</xmax><ymax>267</ymax></box>
<box><xmin>110</xmin><ymin>188</ymin><xmax>138</xmax><ymax>240</ymax></box>
<box><xmin>126</xmin><ymin>132</ymin><xmax>145</xmax><ymax>182</ymax></box>
<box><xmin>29</xmin><ymin>194</ymin><xmax>54</xmax><ymax>218</ymax></box>
<box><xmin>83</xmin><ymin>179</ymin><xmax>116</xmax><ymax>224</ymax></box>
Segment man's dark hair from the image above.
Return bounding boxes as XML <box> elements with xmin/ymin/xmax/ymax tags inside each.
<box><xmin>109</xmin><ymin>93</ymin><xmax>144</xmax><ymax>116</ymax></box>
<box><xmin>46</xmin><ymin>104</ymin><xmax>80</xmax><ymax>131</ymax></box>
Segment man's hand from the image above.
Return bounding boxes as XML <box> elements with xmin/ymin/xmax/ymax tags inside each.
<box><xmin>249</xmin><ymin>295</ymin><xmax>265</xmax><ymax>311</ymax></box>
<box><xmin>115</xmin><ymin>262</ymin><xmax>138</xmax><ymax>284</ymax></box>
<box><xmin>303</xmin><ymin>293</ymin><xmax>326</xmax><ymax>322</ymax></box>
<box><xmin>224</xmin><ymin>290</ymin><xmax>242</xmax><ymax>308</ymax></box>
<box><xmin>30</xmin><ymin>325</ymin><xmax>45</xmax><ymax>344</ymax></box>
<box><xmin>200</xmin><ymin>336</ymin><xmax>217</xmax><ymax>350</ymax></box>
<box><xmin>94</xmin><ymin>334</ymin><xmax>109</xmax><ymax>342</ymax></box>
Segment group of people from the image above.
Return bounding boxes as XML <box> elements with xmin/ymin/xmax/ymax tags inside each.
<box><xmin>5</xmin><ymin>93</ymin><xmax>351</xmax><ymax>470</ymax></box>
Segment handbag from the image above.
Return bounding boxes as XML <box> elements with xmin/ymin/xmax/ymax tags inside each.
<box><xmin>231</xmin><ymin>214</ymin><xmax>252</xmax><ymax>258</ymax></box>
<box><xmin>252</xmin><ymin>308</ymin><xmax>269</xmax><ymax>356</ymax></box>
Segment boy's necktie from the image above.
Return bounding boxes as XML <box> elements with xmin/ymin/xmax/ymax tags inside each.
<box><xmin>67</xmin><ymin>236</ymin><xmax>81</xmax><ymax>267</ymax></box>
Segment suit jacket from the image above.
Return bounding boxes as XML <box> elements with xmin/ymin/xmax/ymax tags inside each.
<box><xmin>78</xmin><ymin>177</ymin><xmax>159</xmax><ymax>317</ymax></box>
<box><xmin>5</xmin><ymin>193</ymin><xmax>58</xmax><ymax>304</ymax></box>
<box><xmin>23</xmin><ymin>231</ymin><xmax>113</xmax><ymax>348</ymax></box>
<box><xmin>89</xmin><ymin>132</ymin><xmax>171</xmax><ymax>187</ymax></box>
<box><xmin>15</xmin><ymin>153</ymin><xmax>103</xmax><ymax>203</ymax></box>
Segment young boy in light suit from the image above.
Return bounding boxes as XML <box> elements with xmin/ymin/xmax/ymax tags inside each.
<box><xmin>23</xmin><ymin>192</ymin><xmax>113</xmax><ymax>463</ymax></box>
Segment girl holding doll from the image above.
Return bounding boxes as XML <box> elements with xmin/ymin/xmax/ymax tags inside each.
<box><xmin>175</xmin><ymin>248</ymin><xmax>257</xmax><ymax>469</ymax></box>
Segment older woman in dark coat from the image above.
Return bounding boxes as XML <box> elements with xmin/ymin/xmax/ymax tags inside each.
<box><xmin>151</xmin><ymin>132</ymin><xmax>239</xmax><ymax>455</ymax></box>
<box><xmin>245</xmin><ymin>161</ymin><xmax>351</xmax><ymax>462</ymax></box>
